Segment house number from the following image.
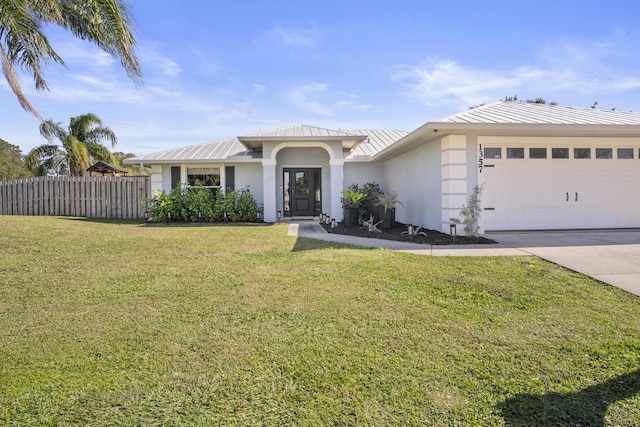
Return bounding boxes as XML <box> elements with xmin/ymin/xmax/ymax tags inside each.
<box><xmin>478</xmin><ymin>144</ymin><xmax>484</xmax><ymax>173</ymax></box>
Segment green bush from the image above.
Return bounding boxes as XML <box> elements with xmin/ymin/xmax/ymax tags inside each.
<box><xmin>146</xmin><ymin>185</ymin><xmax>260</xmax><ymax>223</ymax></box>
<box><xmin>225</xmin><ymin>188</ymin><xmax>260</xmax><ymax>222</ymax></box>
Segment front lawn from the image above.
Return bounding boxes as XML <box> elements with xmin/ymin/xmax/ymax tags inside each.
<box><xmin>0</xmin><ymin>216</ymin><xmax>638</xmax><ymax>425</ymax></box>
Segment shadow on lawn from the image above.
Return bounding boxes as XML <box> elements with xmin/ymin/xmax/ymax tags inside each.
<box><xmin>291</xmin><ymin>236</ymin><xmax>373</xmax><ymax>252</ymax></box>
<box><xmin>498</xmin><ymin>369</ymin><xmax>640</xmax><ymax>426</ymax></box>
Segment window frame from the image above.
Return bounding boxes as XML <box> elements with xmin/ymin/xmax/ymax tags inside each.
<box><xmin>617</xmin><ymin>148</ymin><xmax>634</xmax><ymax>159</ymax></box>
<box><xmin>484</xmin><ymin>147</ymin><xmax>502</xmax><ymax>159</ymax></box>
<box><xmin>551</xmin><ymin>148</ymin><xmax>569</xmax><ymax>159</ymax></box>
<box><xmin>186</xmin><ymin>167</ymin><xmax>222</xmax><ymax>190</ymax></box>
<box><xmin>529</xmin><ymin>147</ymin><xmax>547</xmax><ymax>159</ymax></box>
<box><xmin>506</xmin><ymin>147</ymin><xmax>525</xmax><ymax>159</ymax></box>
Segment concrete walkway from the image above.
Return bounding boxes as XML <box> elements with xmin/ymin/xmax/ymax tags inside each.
<box><xmin>287</xmin><ymin>220</ymin><xmax>640</xmax><ymax>296</ymax></box>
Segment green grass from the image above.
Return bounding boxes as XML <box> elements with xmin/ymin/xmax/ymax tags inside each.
<box><xmin>0</xmin><ymin>216</ymin><xmax>639</xmax><ymax>426</ymax></box>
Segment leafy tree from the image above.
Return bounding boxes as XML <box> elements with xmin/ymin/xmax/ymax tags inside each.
<box><xmin>0</xmin><ymin>138</ymin><xmax>31</xmax><ymax>179</ymax></box>
<box><xmin>0</xmin><ymin>0</ymin><xmax>142</xmax><ymax>118</ymax></box>
<box><xmin>112</xmin><ymin>151</ymin><xmax>149</xmax><ymax>175</ymax></box>
<box><xmin>26</xmin><ymin>113</ymin><xmax>117</xmax><ymax>176</ymax></box>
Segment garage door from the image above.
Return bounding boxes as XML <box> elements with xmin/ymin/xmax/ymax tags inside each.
<box><xmin>479</xmin><ymin>144</ymin><xmax>640</xmax><ymax>231</ymax></box>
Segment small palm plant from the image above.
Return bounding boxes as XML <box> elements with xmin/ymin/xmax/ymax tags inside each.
<box><xmin>375</xmin><ymin>191</ymin><xmax>403</xmax><ymax>212</ymax></box>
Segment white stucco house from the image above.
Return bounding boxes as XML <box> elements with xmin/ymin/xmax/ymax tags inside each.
<box><xmin>125</xmin><ymin>101</ymin><xmax>640</xmax><ymax>233</ymax></box>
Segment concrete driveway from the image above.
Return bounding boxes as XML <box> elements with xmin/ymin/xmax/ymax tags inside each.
<box><xmin>485</xmin><ymin>230</ymin><xmax>640</xmax><ymax>297</ymax></box>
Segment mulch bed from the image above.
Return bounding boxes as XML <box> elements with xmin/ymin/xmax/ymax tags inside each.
<box><xmin>320</xmin><ymin>221</ymin><xmax>496</xmax><ymax>245</ymax></box>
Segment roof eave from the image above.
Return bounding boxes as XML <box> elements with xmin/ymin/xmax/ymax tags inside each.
<box><xmin>430</xmin><ymin>122</ymin><xmax>640</xmax><ymax>136</ymax></box>
<box><xmin>371</xmin><ymin>122</ymin><xmax>640</xmax><ymax>162</ymax></box>
<box><xmin>123</xmin><ymin>157</ymin><xmax>262</xmax><ymax>166</ymax></box>
<box><xmin>238</xmin><ymin>135</ymin><xmax>368</xmax><ymax>151</ymax></box>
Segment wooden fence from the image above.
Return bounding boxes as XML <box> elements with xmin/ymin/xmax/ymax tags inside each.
<box><xmin>0</xmin><ymin>176</ymin><xmax>150</xmax><ymax>219</ymax></box>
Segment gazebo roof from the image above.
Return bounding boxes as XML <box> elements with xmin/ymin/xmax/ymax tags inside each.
<box><xmin>86</xmin><ymin>161</ymin><xmax>128</xmax><ymax>175</ymax></box>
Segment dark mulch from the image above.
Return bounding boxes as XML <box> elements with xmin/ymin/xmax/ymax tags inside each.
<box><xmin>321</xmin><ymin>221</ymin><xmax>496</xmax><ymax>245</ymax></box>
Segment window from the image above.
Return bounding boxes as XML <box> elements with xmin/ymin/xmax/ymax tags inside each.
<box><xmin>595</xmin><ymin>148</ymin><xmax>612</xmax><ymax>159</ymax></box>
<box><xmin>574</xmin><ymin>148</ymin><xmax>591</xmax><ymax>159</ymax></box>
<box><xmin>187</xmin><ymin>167</ymin><xmax>221</xmax><ymax>188</ymax></box>
<box><xmin>617</xmin><ymin>148</ymin><xmax>634</xmax><ymax>159</ymax></box>
<box><xmin>506</xmin><ymin>148</ymin><xmax>524</xmax><ymax>158</ymax></box>
<box><xmin>552</xmin><ymin>148</ymin><xmax>569</xmax><ymax>159</ymax></box>
<box><xmin>529</xmin><ymin>147</ymin><xmax>547</xmax><ymax>159</ymax></box>
<box><xmin>484</xmin><ymin>147</ymin><xmax>501</xmax><ymax>158</ymax></box>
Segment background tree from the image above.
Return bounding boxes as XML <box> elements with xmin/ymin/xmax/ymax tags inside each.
<box><xmin>26</xmin><ymin>113</ymin><xmax>117</xmax><ymax>176</ymax></box>
<box><xmin>0</xmin><ymin>0</ymin><xmax>142</xmax><ymax>118</ymax></box>
<box><xmin>0</xmin><ymin>138</ymin><xmax>31</xmax><ymax>179</ymax></box>
<box><xmin>112</xmin><ymin>151</ymin><xmax>149</xmax><ymax>175</ymax></box>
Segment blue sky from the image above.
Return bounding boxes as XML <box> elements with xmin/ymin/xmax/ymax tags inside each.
<box><xmin>3</xmin><ymin>0</ymin><xmax>640</xmax><ymax>156</ymax></box>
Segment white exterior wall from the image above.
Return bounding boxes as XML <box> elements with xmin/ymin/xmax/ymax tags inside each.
<box><xmin>234</xmin><ymin>163</ymin><xmax>264</xmax><ymax>206</ymax></box>
<box><xmin>150</xmin><ymin>165</ymin><xmax>163</xmax><ymax>194</ymax></box>
<box><xmin>383</xmin><ymin>138</ymin><xmax>442</xmax><ymax>230</ymax></box>
<box><xmin>343</xmin><ymin>162</ymin><xmax>385</xmax><ymax>190</ymax></box>
<box><xmin>161</xmin><ymin>164</ymin><xmax>174</xmax><ymax>192</ymax></box>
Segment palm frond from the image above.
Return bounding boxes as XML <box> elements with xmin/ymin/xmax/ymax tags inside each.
<box><xmin>25</xmin><ymin>143</ymin><xmax>63</xmax><ymax>176</ymax></box>
<box><xmin>39</xmin><ymin>120</ymin><xmax>67</xmax><ymax>143</ymax></box>
<box><xmin>58</xmin><ymin>0</ymin><xmax>142</xmax><ymax>84</ymax></box>
<box><xmin>0</xmin><ymin>45</ymin><xmax>42</xmax><ymax>119</ymax></box>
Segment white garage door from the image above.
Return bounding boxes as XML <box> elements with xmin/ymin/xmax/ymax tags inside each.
<box><xmin>479</xmin><ymin>143</ymin><xmax>640</xmax><ymax>231</ymax></box>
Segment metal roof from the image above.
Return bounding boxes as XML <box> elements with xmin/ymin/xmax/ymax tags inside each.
<box><xmin>243</xmin><ymin>124</ymin><xmax>360</xmax><ymax>138</ymax></box>
<box><xmin>126</xmin><ymin>125</ymin><xmax>406</xmax><ymax>164</ymax></box>
<box><xmin>435</xmin><ymin>101</ymin><xmax>640</xmax><ymax>126</ymax></box>
<box><xmin>344</xmin><ymin>129</ymin><xmax>409</xmax><ymax>158</ymax></box>
<box><xmin>238</xmin><ymin>124</ymin><xmax>368</xmax><ymax>151</ymax></box>
<box><xmin>126</xmin><ymin>137</ymin><xmax>252</xmax><ymax>163</ymax></box>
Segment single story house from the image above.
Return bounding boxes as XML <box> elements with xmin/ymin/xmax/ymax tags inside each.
<box><xmin>125</xmin><ymin>101</ymin><xmax>640</xmax><ymax>233</ymax></box>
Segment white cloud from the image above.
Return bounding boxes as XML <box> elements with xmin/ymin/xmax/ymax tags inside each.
<box><xmin>266</xmin><ymin>23</ymin><xmax>317</xmax><ymax>47</ymax></box>
<box><xmin>252</xmin><ymin>83</ymin><xmax>267</xmax><ymax>95</ymax></box>
<box><xmin>285</xmin><ymin>82</ymin><xmax>333</xmax><ymax>115</ymax></box>
<box><xmin>284</xmin><ymin>81</ymin><xmax>374</xmax><ymax>116</ymax></box>
<box><xmin>139</xmin><ymin>43</ymin><xmax>182</xmax><ymax>77</ymax></box>
<box><xmin>394</xmin><ymin>35</ymin><xmax>640</xmax><ymax>109</ymax></box>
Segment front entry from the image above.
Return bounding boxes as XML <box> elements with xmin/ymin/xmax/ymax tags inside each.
<box><xmin>283</xmin><ymin>168</ymin><xmax>321</xmax><ymax>217</ymax></box>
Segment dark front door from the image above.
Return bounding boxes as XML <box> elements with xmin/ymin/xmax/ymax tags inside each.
<box><xmin>284</xmin><ymin>168</ymin><xmax>321</xmax><ymax>217</ymax></box>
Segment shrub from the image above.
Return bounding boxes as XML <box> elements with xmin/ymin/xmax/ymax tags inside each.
<box><xmin>456</xmin><ymin>185</ymin><xmax>483</xmax><ymax>236</ymax></box>
<box><xmin>146</xmin><ymin>186</ymin><xmax>260</xmax><ymax>223</ymax></box>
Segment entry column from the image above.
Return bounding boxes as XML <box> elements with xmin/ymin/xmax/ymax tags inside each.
<box><xmin>262</xmin><ymin>159</ymin><xmax>277</xmax><ymax>222</ymax></box>
<box><xmin>329</xmin><ymin>159</ymin><xmax>344</xmax><ymax>221</ymax></box>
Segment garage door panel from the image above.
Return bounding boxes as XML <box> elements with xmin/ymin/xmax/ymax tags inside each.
<box><xmin>615</xmin><ymin>210</ymin><xmax>639</xmax><ymax>226</ymax></box>
<box><xmin>479</xmin><ymin>143</ymin><xmax>640</xmax><ymax>231</ymax></box>
<box><xmin>550</xmin><ymin>211</ymin><xmax>573</xmax><ymax>225</ymax></box>
<box><xmin>526</xmin><ymin>212</ymin><xmax>549</xmax><ymax>226</ymax></box>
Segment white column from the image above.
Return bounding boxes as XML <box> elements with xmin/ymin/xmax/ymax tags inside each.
<box><xmin>180</xmin><ymin>164</ymin><xmax>187</xmax><ymax>186</ymax></box>
<box><xmin>150</xmin><ymin>165</ymin><xmax>163</xmax><ymax>194</ymax></box>
<box><xmin>262</xmin><ymin>159</ymin><xmax>277</xmax><ymax>222</ymax></box>
<box><xmin>329</xmin><ymin>159</ymin><xmax>344</xmax><ymax>221</ymax></box>
<box><xmin>441</xmin><ymin>135</ymin><xmax>468</xmax><ymax>233</ymax></box>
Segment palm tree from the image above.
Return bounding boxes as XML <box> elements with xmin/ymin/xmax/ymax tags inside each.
<box><xmin>26</xmin><ymin>113</ymin><xmax>118</xmax><ymax>176</ymax></box>
<box><xmin>0</xmin><ymin>0</ymin><xmax>142</xmax><ymax>118</ymax></box>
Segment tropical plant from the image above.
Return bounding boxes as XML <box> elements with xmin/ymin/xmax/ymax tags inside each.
<box><xmin>340</xmin><ymin>187</ymin><xmax>367</xmax><ymax>209</ymax></box>
<box><xmin>456</xmin><ymin>185</ymin><xmax>483</xmax><ymax>237</ymax></box>
<box><xmin>25</xmin><ymin>113</ymin><xmax>117</xmax><ymax>176</ymax></box>
<box><xmin>0</xmin><ymin>0</ymin><xmax>141</xmax><ymax>118</ymax></box>
<box><xmin>361</xmin><ymin>181</ymin><xmax>382</xmax><ymax>200</ymax></box>
<box><xmin>375</xmin><ymin>191</ymin><xmax>403</xmax><ymax>213</ymax></box>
